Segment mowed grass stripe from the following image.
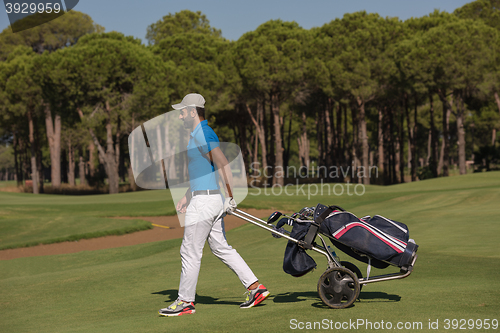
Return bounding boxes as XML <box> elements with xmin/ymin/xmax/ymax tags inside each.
<box><xmin>0</xmin><ymin>172</ymin><xmax>499</xmax><ymax>332</ymax></box>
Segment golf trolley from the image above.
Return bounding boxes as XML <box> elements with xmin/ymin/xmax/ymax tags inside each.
<box><xmin>232</xmin><ymin>205</ymin><xmax>418</xmax><ymax>309</ymax></box>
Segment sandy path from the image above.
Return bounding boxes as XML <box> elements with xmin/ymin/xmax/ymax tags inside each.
<box><xmin>0</xmin><ymin>209</ymin><xmax>277</xmax><ymax>260</ymax></box>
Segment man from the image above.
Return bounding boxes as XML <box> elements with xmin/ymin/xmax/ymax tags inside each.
<box><xmin>159</xmin><ymin>93</ymin><xmax>269</xmax><ymax>317</ymax></box>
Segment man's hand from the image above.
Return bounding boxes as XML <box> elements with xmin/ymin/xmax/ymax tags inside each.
<box><xmin>176</xmin><ymin>196</ymin><xmax>188</xmax><ymax>213</ymax></box>
<box><xmin>223</xmin><ymin>197</ymin><xmax>237</xmax><ymax>214</ymax></box>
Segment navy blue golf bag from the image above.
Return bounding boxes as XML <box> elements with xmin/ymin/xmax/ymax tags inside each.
<box><xmin>280</xmin><ymin>204</ymin><xmax>418</xmax><ymax>276</ymax></box>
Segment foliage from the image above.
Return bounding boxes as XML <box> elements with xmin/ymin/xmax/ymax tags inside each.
<box><xmin>454</xmin><ymin>0</ymin><xmax>500</xmax><ymax>30</ymax></box>
<box><xmin>1</xmin><ymin>5</ymin><xmax>500</xmax><ymax>193</ymax></box>
<box><xmin>146</xmin><ymin>10</ymin><xmax>222</xmax><ymax>45</ymax></box>
<box><xmin>0</xmin><ymin>144</ymin><xmax>14</xmax><ymax>171</ymax></box>
<box><xmin>0</xmin><ymin>10</ymin><xmax>103</xmax><ymax>60</ymax></box>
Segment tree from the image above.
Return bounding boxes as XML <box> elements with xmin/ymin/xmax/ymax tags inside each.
<box><xmin>3</xmin><ymin>11</ymin><xmax>103</xmax><ymax>190</ymax></box>
<box><xmin>396</xmin><ymin>12</ymin><xmax>460</xmax><ymax>178</ymax></box>
<box><xmin>318</xmin><ymin>12</ymin><xmax>405</xmax><ymax>184</ymax></box>
<box><xmin>152</xmin><ymin>32</ymin><xmax>229</xmax><ymax>108</ymax></box>
<box><xmin>454</xmin><ymin>0</ymin><xmax>500</xmax><ymax>30</ymax></box>
<box><xmin>146</xmin><ymin>10</ymin><xmax>221</xmax><ymax>45</ymax></box>
<box><xmin>234</xmin><ymin>20</ymin><xmax>305</xmax><ymax>186</ymax></box>
<box><xmin>0</xmin><ymin>10</ymin><xmax>103</xmax><ymax>60</ymax></box>
<box><xmin>0</xmin><ymin>46</ymin><xmax>44</xmax><ymax>193</ymax></box>
<box><xmin>55</xmin><ymin>32</ymin><xmax>171</xmax><ymax>194</ymax></box>
<box><xmin>456</xmin><ymin>0</ymin><xmax>500</xmax><ymax>147</ymax></box>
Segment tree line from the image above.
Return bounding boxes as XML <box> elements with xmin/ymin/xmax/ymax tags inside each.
<box><xmin>0</xmin><ymin>1</ymin><xmax>499</xmax><ymax>194</ymax></box>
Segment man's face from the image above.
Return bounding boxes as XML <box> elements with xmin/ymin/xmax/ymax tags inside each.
<box><xmin>178</xmin><ymin>107</ymin><xmax>195</xmax><ymax>129</ymax></box>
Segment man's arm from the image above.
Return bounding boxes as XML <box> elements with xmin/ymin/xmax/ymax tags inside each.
<box><xmin>207</xmin><ymin>146</ymin><xmax>233</xmax><ymax>198</ymax></box>
<box><xmin>176</xmin><ymin>187</ymin><xmax>191</xmax><ymax>213</ymax></box>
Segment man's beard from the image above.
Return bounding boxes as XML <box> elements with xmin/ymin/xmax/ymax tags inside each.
<box><xmin>183</xmin><ymin>116</ymin><xmax>194</xmax><ymax>129</ymax></box>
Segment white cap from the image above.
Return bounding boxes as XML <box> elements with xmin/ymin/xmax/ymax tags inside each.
<box><xmin>172</xmin><ymin>93</ymin><xmax>206</xmax><ymax>110</ymax></box>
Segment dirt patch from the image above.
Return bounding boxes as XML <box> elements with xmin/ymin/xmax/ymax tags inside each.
<box><xmin>0</xmin><ymin>209</ymin><xmax>278</xmax><ymax>260</ymax></box>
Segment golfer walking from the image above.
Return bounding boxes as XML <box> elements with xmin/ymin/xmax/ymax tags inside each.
<box><xmin>159</xmin><ymin>93</ymin><xmax>269</xmax><ymax>317</ymax></box>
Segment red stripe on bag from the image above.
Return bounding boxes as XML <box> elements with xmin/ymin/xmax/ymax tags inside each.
<box><xmin>334</xmin><ymin>223</ymin><xmax>404</xmax><ymax>253</ymax></box>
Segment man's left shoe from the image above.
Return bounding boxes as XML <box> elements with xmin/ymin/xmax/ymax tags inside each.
<box><xmin>240</xmin><ymin>284</ymin><xmax>270</xmax><ymax>309</ymax></box>
<box><xmin>158</xmin><ymin>299</ymin><xmax>195</xmax><ymax>317</ymax></box>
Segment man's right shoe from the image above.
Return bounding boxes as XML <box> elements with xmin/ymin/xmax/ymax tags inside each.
<box><xmin>158</xmin><ymin>299</ymin><xmax>195</xmax><ymax>317</ymax></box>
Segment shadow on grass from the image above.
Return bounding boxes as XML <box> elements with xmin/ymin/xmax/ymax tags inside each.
<box><xmin>274</xmin><ymin>292</ymin><xmax>357</xmax><ymax>309</ymax></box>
<box><xmin>359</xmin><ymin>291</ymin><xmax>401</xmax><ymax>302</ymax></box>
<box><xmin>273</xmin><ymin>291</ymin><xmax>319</xmax><ymax>303</ymax></box>
<box><xmin>152</xmin><ymin>289</ymin><xmax>244</xmax><ymax>306</ymax></box>
<box><xmin>272</xmin><ymin>290</ymin><xmax>400</xmax><ymax>309</ymax></box>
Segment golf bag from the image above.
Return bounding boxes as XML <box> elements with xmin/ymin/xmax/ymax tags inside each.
<box><xmin>280</xmin><ymin>204</ymin><xmax>418</xmax><ymax>275</ymax></box>
<box><xmin>281</xmin><ymin>219</ymin><xmax>317</xmax><ymax>277</ymax></box>
<box><xmin>318</xmin><ymin>208</ymin><xmax>417</xmax><ymax>271</ymax></box>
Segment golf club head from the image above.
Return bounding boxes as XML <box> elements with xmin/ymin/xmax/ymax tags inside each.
<box><xmin>267</xmin><ymin>211</ymin><xmax>282</xmax><ymax>224</ymax></box>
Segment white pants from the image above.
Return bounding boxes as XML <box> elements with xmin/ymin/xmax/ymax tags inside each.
<box><xmin>178</xmin><ymin>194</ymin><xmax>258</xmax><ymax>302</ymax></box>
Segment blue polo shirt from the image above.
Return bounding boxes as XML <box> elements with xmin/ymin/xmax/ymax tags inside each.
<box><xmin>187</xmin><ymin>120</ymin><xmax>220</xmax><ymax>191</ymax></box>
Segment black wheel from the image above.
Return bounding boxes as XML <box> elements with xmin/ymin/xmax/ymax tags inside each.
<box><xmin>317</xmin><ymin>267</ymin><xmax>360</xmax><ymax>309</ymax></box>
<box><xmin>340</xmin><ymin>261</ymin><xmax>363</xmax><ymax>292</ymax></box>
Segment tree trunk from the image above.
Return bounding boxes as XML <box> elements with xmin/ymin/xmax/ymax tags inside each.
<box><xmin>377</xmin><ymin>107</ymin><xmax>384</xmax><ymax>173</ymax></box>
<box><xmin>127</xmin><ymin>164</ymin><xmax>137</xmax><ymax>191</ymax></box>
<box><xmin>105</xmin><ymin>103</ymin><xmax>120</xmax><ymax>193</ymax></box>
<box><xmin>437</xmin><ymin>90</ymin><xmax>451</xmax><ymax>177</ymax></box>
<box><xmin>356</xmin><ymin>96</ymin><xmax>369</xmax><ymax>185</ymax></box>
<box><xmin>407</xmin><ymin>130</ymin><xmax>412</xmax><ymax>170</ymax></box>
<box><xmin>79</xmin><ymin>154</ymin><xmax>86</xmax><ymax>186</ymax></box>
<box><xmin>245</xmin><ymin>102</ymin><xmax>268</xmax><ymax>172</ymax></box>
<box><xmin>428</xmin><ymin>92</ymin><xmax>438</xmax><ymax>177</ymax></box>
<box><xmin>456</xmin><ymin>92</ymin><xmax>467</xmax><ymax>175</ymax></box>
<box><xmin>388</xmin><ymin>107</ymin><xmax>396</xmax><ymax>184</ymax></box>
<box><xmin>438</xmin><ymin>105</ymin><xmax>451</xmax><ymax>176</ymax></box>
<box><xmin>237</xmin><ymin>107</ymin><xmax>249</xmax><ymax>175</ymax></box>
<box><xmin>45</xmin><ymin>105</ymin><xmax>61</xmax><ymax>189</ymax></box>
<box><xmin>399</xmin><ymin>105</ymin><xmax>405</xmax><ymax>183</ymax></box>
<box><xmin>493</xmin><ymin>92</ymin><xmax>500</xmax><ymax>146</ymax></box>
<box><xmin>28</xmin><ymin>110</ymin><xmax>39</xmax><ymax>194</ymax></box>
<box><xmin>67</xmin><ymin>141</ymin><xmax>75</xmax><ymax>186</ymax></box>
<box><xmin>115</xmin><ymin>115</ymin><xmax>121</xmax><ymax>183</ymax></box>
<box><xmin>336</xmin><ymin>102</ymin><xmax>343</xmax><ymax>178</ymax></box>
<box><xmin>78</xmin><ymin>104</ymin><xmax>119</xmax><ymax>194</ymax></box>
<box><xmin>297</xmin><ymin>111</ymin><xmax>310</xmax><ymax>171</ymax></box>
<box><xmin>324</xmin><ymin>98</ymin><xmax>334</xmax><ymax>169</ymax></box>
<box><xmin>284</xmin><ymin>109</ymin><xmax>293</xmax><ymax>171</ymax></box>
<box><xmin>13</xmin><ymin>130</ymin><xmax>22</xmax><ymax>187</ymax></box>
<box><xmin>88</xmin><ymin>140</ymin><xmax>95</xmax><ymax>178</ymax></box>
<box><xmin>263</xmin><ymin>99</ymin><xmax>272</xmax><ymax>169</ymax></box>
<box><xmin>35</xmin><ymin>119</ymin><xmax>44</xmax><ymax>193</ymax></box>
<box><xmin>412</xmin><ymin>94</ymin><xmax>418</xmax><ymax>181</ymax></box>
<box><xmin>395</xmin><ymin>140</ymin><xmax>401</xmax><ymax>183</ymax></box>
<box><xmin>271</xmin><ymin>93</ymin><xmax>284</xmax><ymax>186</ymax></box>
<box><xmin>61</xmin><ymin>148</ymin><xmax>68</xmax><ymax>184</ymax></box>
<box><xmin>316</xmin><ymin>110</ymin><xmax>323</xmax><ymax>167</ymax></box>
<box><xmin>252</xmin><ymin>129</ymin><xmax>259</xmax><ymax>176</ymax></box>
<box><xmin>404</xmin><ymin>94</ymin><xmax>415</xmax><ymax>181</ymax></box>
<box><xmin>383</xmin><ymin>107</ymin><xmax>390</xmax><ymax>184</ymax></box>
<box><xmin>426</xmin><ymin>129</ymin><xmax>431</xmax><ymax>166</ymax></box>
<box><xmin>22</xmin><ymin>143</ymin><xmax>29</xmax><ymax>182</ymax></box>
<box><xmin>343</xmin><ymin>103</ymin><xmax>349</xmax><ymax>167</ymax></box>
<box><xmin>351</xmin><ymin>103</ymin><xmax>359</xmax><ymax>183</ymax></box>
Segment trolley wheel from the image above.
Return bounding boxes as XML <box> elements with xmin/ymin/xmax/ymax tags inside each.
<box><xmin>340</xmin><ymin>261</ymin><xmax>363</xmax><ymax>292</ymax></box>
<box><xmin>317</xmin><ymin>267</ymin><xmax>360</xmax><ymax>309</ymax></box>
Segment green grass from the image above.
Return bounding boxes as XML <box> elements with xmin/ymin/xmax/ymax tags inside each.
<box><xmin>1</xmin><ymin>172</ymin><xmax>500</xmax><ymax>332</ymax></box>
<box><xmin>0</xmin><ymin>190</ymin><xmax>179</xmax><ymax>250</ymax></box>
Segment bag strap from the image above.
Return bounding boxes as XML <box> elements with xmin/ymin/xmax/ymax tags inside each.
<box><xmin>301</xmin><ymin>205</ymin><xmax>339</xmax><ymax>249</ymax></box>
